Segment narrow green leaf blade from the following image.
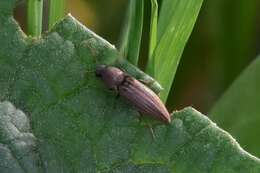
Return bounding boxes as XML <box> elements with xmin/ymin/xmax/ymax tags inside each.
<box><xmin>151</xmin><ymin>0</ymin><xmax>203</xmax><ymax>102</ymax></box>
<box><xmin>116</xmin><ymin>58</ymin><xmax>163</xmax><ymax>93</ymax></box>
<box><xmin>148</xmin><ymin>0</ymin><xmax>158</xmax><ymax>60</ymax></box>
<box><xmin>146</xmin><ymin>0</ymin><xmax>158</xmax><ymax>76</ymax></box>
<box><xmin>119</xmin><ymin>0</ymin><xmax>144</xmax><ymax>65</ymax></box>
<box><xmin>48</xmin><ymin>0</ymin><xmax>66</xmax><ymax>29</ymax></box>
<box><xmin>27</xmin><ymin>0</ymin><xmax>43</xmax><ymax>36</ymax></box>
<box><xmin>210</xmin><ymin>57</ymin><xmax>260</xmax><ymax>157</ymax></box>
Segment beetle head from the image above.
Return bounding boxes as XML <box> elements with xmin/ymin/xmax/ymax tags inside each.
<box><xmin>95</xmin><ymin>65</ymin><xmax>107</xmax><ymax>77</ymax></box>
<box><xmin>95</xmin><ymin>65</ymin><xmax>125</xmax><ymax>89</ymax></box>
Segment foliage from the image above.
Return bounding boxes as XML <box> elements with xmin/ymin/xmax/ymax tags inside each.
<box><xmin>0</xmin><ymin>0</ymin><xmax>259</xmax><ymax>172</ymax></box>
<box><xmin>210</xmin><ymin>57</ymin><xmax>260</xmax><ymax>157</ymax></box>
<box><xmin>146</xmin><ymin>0</ymin><xmax>203</xmax><ymax>102</ymax></box>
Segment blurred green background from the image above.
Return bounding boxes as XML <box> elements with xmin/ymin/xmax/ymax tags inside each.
<box><xmin>14</xmin><ymin>0</ymin><xmax>259</xmax><ymax>115</ymax></box>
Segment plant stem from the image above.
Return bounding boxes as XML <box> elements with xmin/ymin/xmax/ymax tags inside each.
<box><xmin>27</xmin><ymin>0</ymin><xmax>43</xmax><ymax>37</ymax></box>
<box><xmin>49</xmin><ymin>0</ymin><xmax>65</xmax><ymax>29</ymax></box>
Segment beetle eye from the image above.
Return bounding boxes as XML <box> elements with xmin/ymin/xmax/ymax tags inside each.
<box><xmin>95</xmin><ymin>65</ymin><xmax>106</xmax><ymax>77</ymax></box>
<box><xmin>95</xmin><ymin>71</ymin><xmax>102</xmax><ymax>77</ymax></box>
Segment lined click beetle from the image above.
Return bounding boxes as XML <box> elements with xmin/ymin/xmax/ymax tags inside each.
<box><xmin>96</xmin><ymin>65</ymin><xmax>171</xmax><ymax>123</ymax></box>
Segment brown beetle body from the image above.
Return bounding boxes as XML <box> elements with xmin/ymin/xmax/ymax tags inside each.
<box><xmin>96</xmin><ymin>65</ymin><xmax>171</xmax><ymax>123</ymax></box>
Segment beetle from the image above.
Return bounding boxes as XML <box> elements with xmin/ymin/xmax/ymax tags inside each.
<box><xmin>95</xmin><ymin>65</ymin><xmax>171</xmax><ymax>123</ymax></box>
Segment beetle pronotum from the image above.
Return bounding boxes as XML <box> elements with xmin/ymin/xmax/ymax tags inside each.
<box><xmin>96</xmin><ymin>65</ymin><xmax>171</xmax><ymax>123</ymax></box>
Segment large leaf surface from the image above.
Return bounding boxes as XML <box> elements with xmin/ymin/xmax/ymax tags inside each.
<box><xmin>1</xmin><ymin>102</ymin><xmax>259</xmax><ymax>172</ymax></box>
<box><xmin>210</xmin><ymin>57</ymin><xmax>260</xmax><ymax>157</ymax></box>
<box><xmin>0</xmin><ymin>1</ymin><xmax>259</xmax><ymax>172</ymax></box>
<box><xmin>0</xmin><ymin>101</ymin><xmax>43</xmax><ymax>173</ymax></box>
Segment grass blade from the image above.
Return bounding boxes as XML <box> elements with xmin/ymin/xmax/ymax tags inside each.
<box><xmin>27</xmin><ymin>0</ymin><xmax>43</xmax><ymax>36</ymax></box>
<box><xmin>146</xmin><ymin>0</ymin><xmax>158</xmax><ymax>76</ymax></box>
<box><xmin>119</xmin><ymin>0</ymin><xmax>144</xmax><ymax>65</ymax></box>
<box><xmin>49</xmin><ymin>0</ymin><xmax>65</xmax><ymax>29</ymax></box>
<box><xmin>152</xmin><ymin>0</ymin><xmax>203</xmax><ymax>102</ymax></box>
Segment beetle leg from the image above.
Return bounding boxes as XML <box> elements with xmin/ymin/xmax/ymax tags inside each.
<box><xmin>137</xmin><ymin>111</ymin><xmax>145</xmax><ymax>122</ymax></box>
<box><xmin>137</xmin><ymin>114</ymin><xmax>143</xmax><ymax>123</ymax></box>
<box><xmin>148</xmin><ymin>125</ymin><xmax>156</xmax><ymax>141</ymax></box>
<box><xmin>115</xmin><ymin>86</ymin><xmax>120</xmax><ymax>98</ymax></box>
<box><xmin>138</xmin><ymin>113</ymin><xmax>156</xmax><ymax>140</ymax></box>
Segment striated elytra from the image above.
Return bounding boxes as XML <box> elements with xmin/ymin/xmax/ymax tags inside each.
<box><xmin>96</xmin><ymin>65</ymin><xmax>171</xmax><ymax>123</ymax></box>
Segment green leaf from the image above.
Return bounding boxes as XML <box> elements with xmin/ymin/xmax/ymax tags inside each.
<box><xmin>27</xmin><ymin>0</ymin><xmax>43</xmax><ymax>36</ymax></box>
<box><xmin>146</xmin><ymin>0</ymin><xmax>158</xmax><ymax>76</ymax></box>
<box><xmin>119</xmin><ymin>0</ymin><xmax>144</xmax><ymax>65</ymax></box>
<box><xmin>0</xmin><ymin>101</ymin><xmax>43</xmax><ymax>173</ymax></box>
<box><xmin>148</xmin><ymin>0</ymin><xmax>204</xmax><ymax>102</ymax></box>
<box><xmin>1</xmin><ymin>102</ymin><xmax>260</xmax><ymax>172</ymax></box>
<box><xmin>116</xmin><ymin>58</ymin><xmax>163</xmax><ymax>94</ymax></box>
<box><xmin>1</xmin><ymin>1</ymin><xmax>260</xmax><ymax>172</ymax></box>
<box><xmin>48</xmin><ymin>0</ymin><xmax>66</xmax><ymax>29</ymax></box>
<box><xmin>210</xmin><ymin>57</ymin><xmax>260</xmax><ymax>157</ymax></box>
<box><xmin>149</xmin><ymin>0</ymin><xmax>158</xmax><ymax>59</ymax></box>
